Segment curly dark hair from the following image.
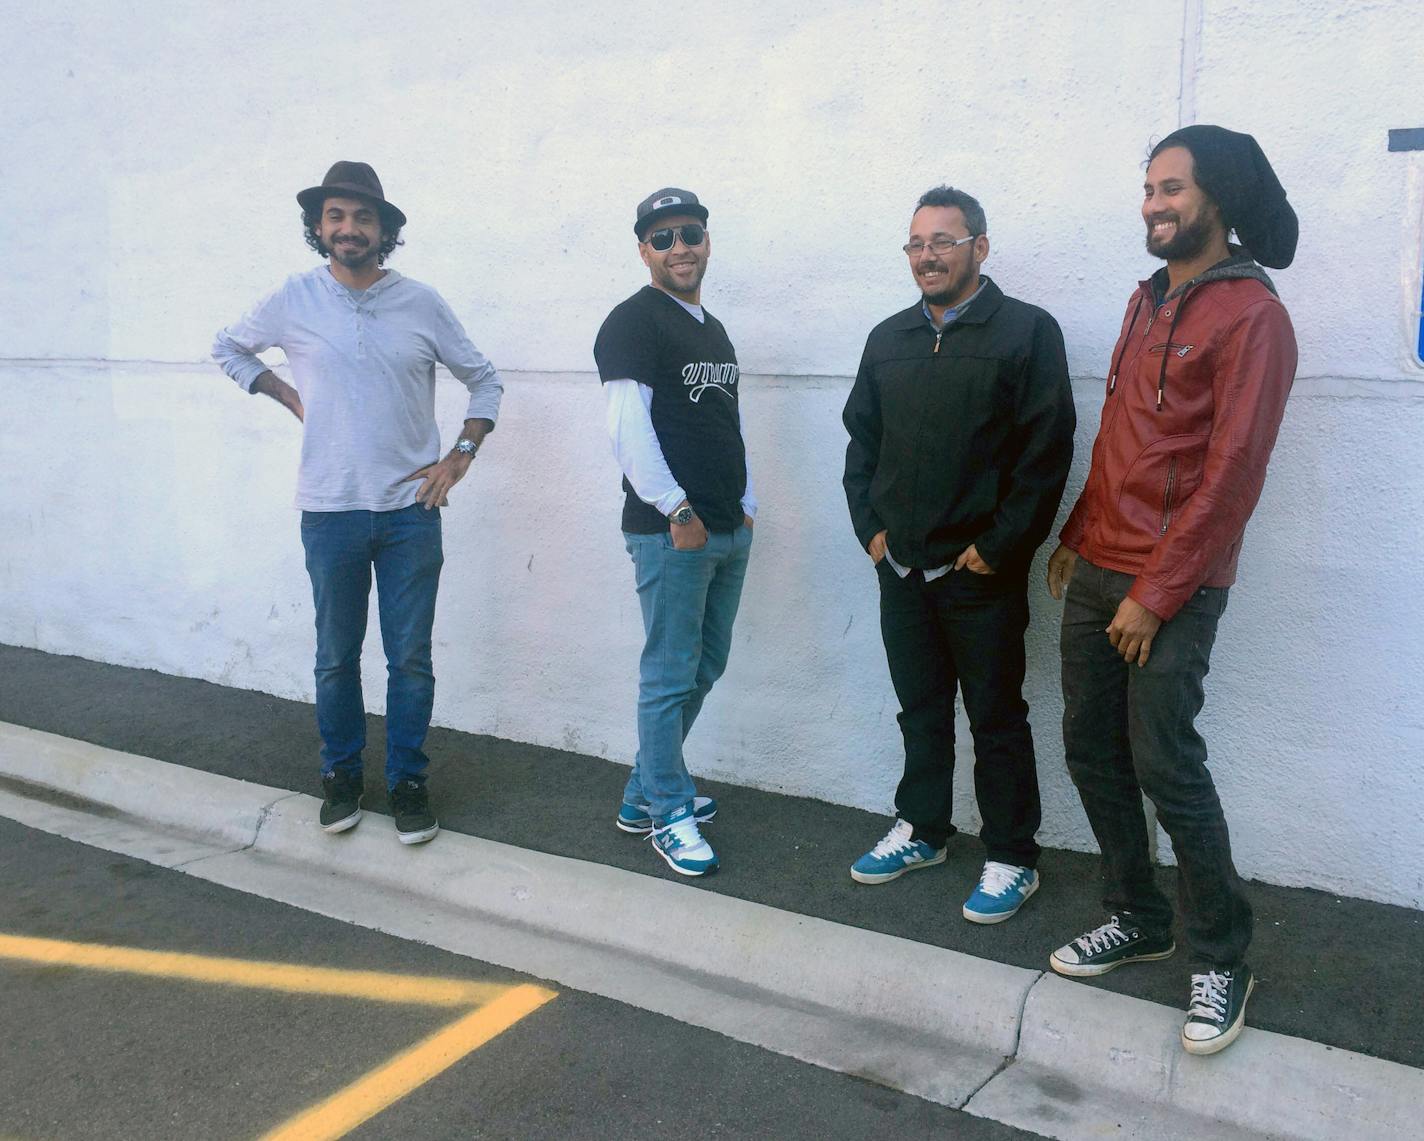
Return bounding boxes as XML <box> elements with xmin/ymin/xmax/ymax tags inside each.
<box><xmin>302</xmin><ymin>201</ymin><xmax>404</xmax><ymax>265</ymax></box>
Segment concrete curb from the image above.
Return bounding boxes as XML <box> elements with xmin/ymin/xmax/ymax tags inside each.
<box><xmin>966</xmin><ymin>975</ymin><xmax>1424</xmax><ymax>1139</ymax></box>
<box><xmin>2</xmin><ymin>721</ymin><xmax>1420</xmax><ymax>1139</ymax></box>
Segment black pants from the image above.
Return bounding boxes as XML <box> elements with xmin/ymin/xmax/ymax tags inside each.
<box><xmin>877</xmin><ymin>561</ymin><xmax>1041</xmax><ymax>867</ymax></box>
<box><xmin>1060</xmin><ymin>558</ymin><xmax>1252</xmax><ymax>967</ymax></box>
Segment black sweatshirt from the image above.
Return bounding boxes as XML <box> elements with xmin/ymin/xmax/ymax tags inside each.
<box><xmin>842</xmin><ymin>277</ymin><xmax>1075</xmax><ymax>574</ymax></box>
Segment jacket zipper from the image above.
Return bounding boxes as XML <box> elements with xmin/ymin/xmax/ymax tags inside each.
<box><xmin>1160</xmin><ymin>458</ymin><xmax>1177</xmax><ymax>535</ymax></box>
<box><xmin>933</xmin><ymin>330</ymin><xmax>943</xmax><ymax>355</ymax></box>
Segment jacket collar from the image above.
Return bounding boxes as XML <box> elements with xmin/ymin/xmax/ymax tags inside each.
<box><xmin>890</xmin><ymin>275</ymin><xmax>1005</xmax><ymax>331</ymax></box>
<box><xmin>1140</xmin><ymin>249</ymin><xmax>1278</xmax><ymax>304</ymax></box>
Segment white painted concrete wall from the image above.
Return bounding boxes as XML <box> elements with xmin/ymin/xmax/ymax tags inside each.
<box><xmin>2</xmin><ymin>1</ymin><xmax>1421</xmax><ymax>907</ymax></box>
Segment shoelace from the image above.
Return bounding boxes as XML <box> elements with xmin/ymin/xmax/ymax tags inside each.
<box><xmin>652</xmin><ymin>816</ymin><xmax>705</xmax><ymax>852</ymax></box>
<box><xmin>976</xmin><ymin>862</ymin><xmax>1024</xmax><ymax>898</ymax></box>
<box><xmin>1187</xmin><ymin>971</ymin><xmax>1231</xmax><ymax>1022</ymax></box>
<box><xmin>869</xmin><ymin>821</ymin><xmax>916</xmax><ymax>858</ymax></box>
<box><xmin>1074</xmin><ymin>917</ymin><xmax>1130</xmax><ymax>954</ymax></box>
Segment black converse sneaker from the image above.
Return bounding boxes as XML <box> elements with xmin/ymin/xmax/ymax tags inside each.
<box><xmin>1182</xmin><ymin>965</ymin><xmax>1256</xmax><ymax>1055</ymax></box>
<box><xmin>390</xmin><ymin>779</ymin><xmax>439</xmax><ymax>845</ymax></box>
<box><xmin>1049</xmin><ymin>914</ymin><xmax>1176</xmax><ymax>977</ymax></box>
<box><xmin>319</xmin><ymin>771</ymin><xmax>363</xmax><ymax>833</ymax></box>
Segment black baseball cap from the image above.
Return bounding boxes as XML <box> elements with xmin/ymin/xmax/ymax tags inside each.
<box><xmin>634</xmin><ymin>187</ymin><xmax>709</xmax><ymax>239</ymax></box>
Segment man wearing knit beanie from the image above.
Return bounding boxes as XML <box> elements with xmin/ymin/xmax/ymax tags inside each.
<box><xmin>1043</xmin><ymin>126</ymin><xmax>1299</xmax><ymax>1055</ymax></box>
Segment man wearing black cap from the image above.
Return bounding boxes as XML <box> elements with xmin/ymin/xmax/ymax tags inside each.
<box><xmin>1044</xmin><ymin>127</ymin><xmax>1299</xmax><ymax>1055</ymax></box>
<box><xmin>593</xmin><ymin>188</ymin><xmax>755</xmax><ymax>877</ymax></box>
<box><xmin>213</xmin><ymin>161</ymin><xmax>503</xmax><ymax>845</ymax></box>
<box><xmin>842</xmin><ymin>186</ymin><xmax>1074</xmax><ymax>922</ymax></box>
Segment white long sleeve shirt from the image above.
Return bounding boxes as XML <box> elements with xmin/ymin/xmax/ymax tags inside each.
<box><xmin>601</xmin><ymin>296</ymin><xmax>756</xmax><ymax>522</ymax></box>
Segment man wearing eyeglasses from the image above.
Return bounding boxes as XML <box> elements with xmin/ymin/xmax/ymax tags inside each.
<box><xmin>593</xmin><ymin>188</ymin><xmax>755</xmax><ymax>877</ymax></box>
<box><xmin>843</xmin><ymin>186</ymin><xmax>1074</xmax><ymax>923</ymax></box>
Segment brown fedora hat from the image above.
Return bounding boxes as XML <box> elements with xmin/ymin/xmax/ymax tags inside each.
<box><xmin>296</xmin><ymin>161</ymin><xmax>407</xmax><ymax>229</ymax></box>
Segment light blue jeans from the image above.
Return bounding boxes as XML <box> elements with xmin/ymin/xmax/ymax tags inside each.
<box><xmin>623</xmin><ymin>524</ymin><xmax>753</xmax><ymax>821</ymax></box>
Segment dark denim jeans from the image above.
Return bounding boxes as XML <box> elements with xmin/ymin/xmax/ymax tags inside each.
<box><xmin>876</xmin><ymin>561</ymin><xmax>1041</xmax><ymax>867</ymax></box>
<box><xmin>1060</xmin><ymin>557</ymin><xmax>1252</xmax><ymax>967</ymax></box>
<box><xmin>300</xmin><ymin>503</ymin><xmax>443</xmax><ymax>789</ymax></box>
<box><xmin>623</xmin><ymin>525</ymin><xmax>753</xmax><ymax>821</ymax></box>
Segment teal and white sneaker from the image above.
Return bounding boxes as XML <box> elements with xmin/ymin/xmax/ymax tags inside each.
<box><xmin>962</xmin><ymin>861</ymin><xmax>1039</xmax><ymax>923</ymax></box>
<box><xmin>850</xmin><ymin>819</ymin><xmax>947</xmax><ymax>884</ymax></box>
<box><xmin>649</xmin><ymin>802</ymin><xmax>719</xmax><ymax>876</ymax></box>
<box><xmin>617</xmin><ymin>795</ymin><xmax>717</xmax><ymax>835</ymax></box>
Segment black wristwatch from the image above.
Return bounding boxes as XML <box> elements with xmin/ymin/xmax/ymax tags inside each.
<box><xmin>669</xmin><ymin>505</ymin><xmax>696</xmax><ymax>526</ymax></box>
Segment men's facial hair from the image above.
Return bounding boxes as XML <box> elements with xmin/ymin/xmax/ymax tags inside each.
<box><xmin>1146</xmin><ymin>211</ymin><xmax>1217</xmax><ymax>262</ymax></box>
<box><xmin>331</xmin><ymin>238</ymin><xmax>378</xmax><ymax>268</ymax></box>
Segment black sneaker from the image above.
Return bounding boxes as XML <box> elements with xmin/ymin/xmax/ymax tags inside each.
<box><xmin>1049</xmin><ymin>914</ymin><xmax>1175</xmax><ymax>977</ymax></box>
<box><xmin>390</xmin><ymin>779</ymin><xmax>439</xmax><ymax>845</ymax></box>
<box><xmin>320</xmin><ymin>771</ymin><xmax>363</xmax><ymax>833</ymax></box>
<box><xmin>1182</xmin><ymin>965</ymin><xmax>1255</xmax><ymax>1055</ymax></box>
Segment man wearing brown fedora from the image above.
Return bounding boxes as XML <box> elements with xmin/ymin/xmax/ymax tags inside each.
<box><xmin>213</xmin><ymin>161</ymin><xmax>503</xmax><ymax>845</ymax></box>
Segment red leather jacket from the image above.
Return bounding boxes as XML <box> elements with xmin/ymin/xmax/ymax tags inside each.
<box><xmin>1060</xmin><ymin>256</ymin><xmax>1297</xmax><ymax>621</ymax></box>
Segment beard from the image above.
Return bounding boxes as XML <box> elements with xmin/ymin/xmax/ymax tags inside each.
<box><xmin>653</xmin><ymin>258</ymin><xmax>707</xmax><ymax>297</ymax></box>
<box><xmin>1145</xmin><ymin>213</ymin><xmax>1215</xmax><ymax>261</ymax></box>
<box><xmin>918</xmin><ymin>260</ymin><xmax>976</xmax><ymax>307</ymax></box>
<box><xmin>329</xmin><ymin>238</ymin><xmax>379</xmax><ymax>269</ymax></box>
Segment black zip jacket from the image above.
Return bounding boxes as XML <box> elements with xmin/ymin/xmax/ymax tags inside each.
<box><xmin>842</xmin><ymin>277</ymin><xmax>1075</xmax><ymax>574</ymax></box>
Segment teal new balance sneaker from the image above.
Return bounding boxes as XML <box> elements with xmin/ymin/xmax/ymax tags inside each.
<box><xmin>962</xmin><ymin>861</ymin><xmax>1039</xmax><ymax>924</ymax></box>
<box><xmin>649</xmin><ymin>802</ymin><xmax>719</xmax><ymax>876</ymax></box>
<box><xmin>617</xmin><ymin>795</ymin><xmax>717</xmax><ymax>835</ymax></box>
<box><xmin>850</xmin><ymin>819</ymin><xmax>947</xmax><ymax>884</ymax></box>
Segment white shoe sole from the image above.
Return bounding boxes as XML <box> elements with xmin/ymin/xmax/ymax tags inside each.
<box><xmin>397</xmin><ymin>822</ymin><xmax>439</xmax><ymax>845</ymax></box>
<box><xmin>850</xmin><ymin>848</ymin><xmax>947</xmax><ymax>884</ymax></box>
<box><xmin>650</xmin><ymin>840</ymin><xmax>718</xmax><ymax>876</ymax></box>
<box><xmin>1049</xmin><ymin>943</ymin><xmax>1176</xmax><ymax>978</ymax></box>
<box><xmin>321</xmin><ymin>808</ymin><xmax>362</xmax><ymax>834</ymax></box>
<box><xmin>962</xmin><ymin>874</ymin><xmax>1039</xmax><ymax>924</ymax></box>
<box><xmin>1181</xmin><ymin>976</ymin><xmax>1255</xmax><ymax>1055</ymax></box>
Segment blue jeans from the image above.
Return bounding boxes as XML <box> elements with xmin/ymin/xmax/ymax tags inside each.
<box><xmin>623</xmin><ymin>525</ymin><xmax>753</xmax><ymax>821</ymax></box>
<box><xmin>1060</xmin><ymin>558</ymin><xmax>1251</xmax><ymax>967</ymax></box>
<box><xmin>300</xmin><ymin>503</ymin><xmax>443</xmax><ymax>789</ymax></box>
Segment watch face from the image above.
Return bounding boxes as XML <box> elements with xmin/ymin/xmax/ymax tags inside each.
<box><xmin>671</xmin><ymin>507</ymin><xmax>694</xmax><ymax>525</ymax></box>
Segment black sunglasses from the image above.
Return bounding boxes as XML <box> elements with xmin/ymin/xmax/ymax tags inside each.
<box><xmin>645</xmin><ymin>224</ymin><xmax>707</xmax><ymax>251</ymax></box>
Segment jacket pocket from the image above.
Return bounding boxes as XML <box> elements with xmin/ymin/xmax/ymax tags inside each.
<box><xmin>1160</xmin><ymin>458</ymin><xmax>1178</xmax><ymax>535</ymax></box>
<box><xmin>1112</xmin><ymin>436</ymin><xmax>1206</xmax><ymax>554</ymax></box>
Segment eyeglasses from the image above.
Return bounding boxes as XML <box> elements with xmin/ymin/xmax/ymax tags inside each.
<box><xmin>902</xmin><ymin>234</ymin><xmax>978</xmax><ymax>257</ymax></box>
<box><xmin>645</xmin><ymin>224</ymin><xmax>707</xmax><ymax>251</ymax></box>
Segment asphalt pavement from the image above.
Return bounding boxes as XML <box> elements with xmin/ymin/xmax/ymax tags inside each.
<box><xmin>1</xmin><ymin>641</ymin><xmax>1420</xmax><ymax>1072</ymax></box>
<box><xmin>0</xmin><ymin>815</ymin><xmax>1041</xmax><ymax>1140</ymax></box>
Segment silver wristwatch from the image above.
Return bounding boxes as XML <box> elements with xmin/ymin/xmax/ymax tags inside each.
<box><xmin>669</xmin><ymin>505</ymin><xmax>696</xmax><ymax>526</ymax></box>
<box><xmin>454</xmin><ymin>439</ymin><xmax>479</xmax><ymax>458</ymax></box>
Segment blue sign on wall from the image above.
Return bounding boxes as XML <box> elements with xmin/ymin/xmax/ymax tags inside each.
<box><xmin>1389</xmin><ymin>132</ymin><xmax>1424</xmax><ymax>366</ymax></box>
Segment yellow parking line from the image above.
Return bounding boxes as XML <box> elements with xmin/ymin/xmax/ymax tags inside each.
<box><xmin>0</xmin><ymin>934</ymin><xmax>505</xmax><ymax>1007</ymax></box>
<box><xmin>259</xmin><ymin>983</ymin><xmax>557</xmax><ymax>1141</ymax></box>
<box><xmin>3</xmin><ymin>933</ymin><xmax>558</xmax><ymax>1139</ymax></box>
